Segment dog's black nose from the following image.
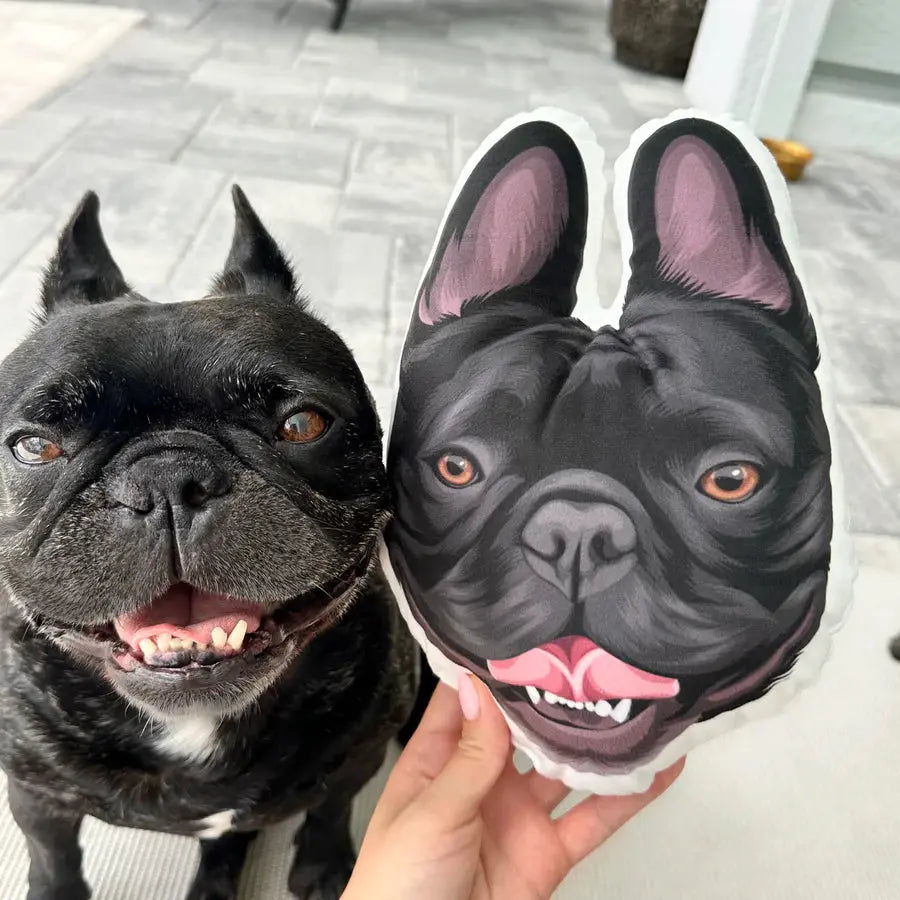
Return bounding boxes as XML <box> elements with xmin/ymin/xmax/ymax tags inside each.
<box><xmin>111</xmin><ymin>452</ymin><xmax>231</xmax><ymax>515</ymax></box>
<box><xmin>521</xmin><ymin>500</ymin><xmax>637</xmax><ymax>599</ymax></box>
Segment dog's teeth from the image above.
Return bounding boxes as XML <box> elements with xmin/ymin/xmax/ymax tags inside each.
<box><xmin>543</xmin><ymin>691</ymin><xmax>558</xmax><ymax>705</ymax></box>
<box><xmin>156</xmin><ymin>633</ymin><xmax>171</xmax><ymax>653</ymax></box>
<box><xmin>525</xmin><ymin>686</ymin><xmax>541</xmax><ymax>705</ymax></box>
<box><xmin>211</xmin><ymin>627</ymin><xmax>227</xmax><ymax>650</ymax></box>
<box><xmin>226</xmin><ymin>619</ymin><xmax>247</xmax><ymax>651</ymax></box>
<box><xmin>594</xmin><ymin>700</ymin><xmax>612</xmax><ymax>717</ymax></box>
<box><xmin>196</xmin><ymin>642</ymin><xmax>208</xmax><ymax>650</ymax></box>
<box><xmin>181</xmin><ymin>638</ymin><xmax>194</xmax><ymax>650</ymax></box>
<box><xmin>169</xmin><ymin>637</ymin><xmax>182</xmax><ymax>651</ymax></box>
<box><xmin>610</xmin><ymin>699</ymin><xmax>632</xmax><ymax>724</ymax></box>
<box><xmin>139</xmin><ymin>638</ymin><xmax>157</xmax><ymax>658</ymax></box>
<box><xmin>573</xmin><ymin>701</ymin><xmax>584</xmax><ymax>710</ymax></box>
<box><xmin>585</xmin><ymin>701</ymin><xmax>595</xmax><ymax>712</ymax></box>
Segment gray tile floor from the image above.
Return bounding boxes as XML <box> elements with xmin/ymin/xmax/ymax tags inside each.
<box><xmin>2</xmin><ymin>0</ymin><xmax>895</xmax><ymax>539</ymax></box>
<box><xmin>2</xmin><ymin>4</ymin><xmax>900</xmax><ymax>899</ymax></box>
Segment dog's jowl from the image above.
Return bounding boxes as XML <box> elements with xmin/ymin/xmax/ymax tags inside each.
<box><xmin>0</xmin><ymin>187</ymin><xmax>418</xmax><ymax>900</ymax></box>
<box><xmin>385</xmin><ymin>117</ymin><xmax>833</xmax><ymax>777</ymax></box>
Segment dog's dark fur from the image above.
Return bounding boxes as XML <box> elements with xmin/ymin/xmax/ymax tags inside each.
<box><xmin>0</xmin><ymin>186</ymin><xmax>418</xmax><ymax>900</ymax></box>
<box><xmin>386</xmin><ymin>119</ymin><xmax>832</xmax><ymax>773</ymax></box>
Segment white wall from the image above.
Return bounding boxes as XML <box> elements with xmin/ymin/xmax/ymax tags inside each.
<box><xmin>794</xmin><ymin>0</ymin><xmax>900</xmax><ymax>154</ymax></box>
<box><xmin>818</xmin><ymin>0</ymin><xmax>900</xmax><ymax>76</ymax></box>
<box><xmin>686</xmin><ymin>0</ymin><xmax>900</xmax><ymax>156</ymax></box>
<box><xmin>684</xmin><ymin>0</ymin><xmax>834</xmax><ymax>139</ymax></box>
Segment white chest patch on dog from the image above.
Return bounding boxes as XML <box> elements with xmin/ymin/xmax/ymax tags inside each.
<box><xmin>155</xmin><ymin>714</ymin><xmax>219</xmax><ymax>765</ymax></box>
<box><xmin>195</xmin><ymin>808</ymin><xmax>237</xmax><ymax>839</ymax></box>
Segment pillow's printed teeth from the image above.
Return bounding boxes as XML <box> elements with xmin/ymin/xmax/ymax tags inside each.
<box><xmin>137</xmin><ymin>620</ymin><xmax>250</xmax><ymax>661</ymax></box>
<box><xmin>525</xmin><ymin>687</ymin><xmax>635</xmax><ymax>723</ymax></box>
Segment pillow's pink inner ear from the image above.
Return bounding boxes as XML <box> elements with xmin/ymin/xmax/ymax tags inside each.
<box><xmin>418</xmin><ymin>147</ymin><xmax>568</xmax><ymax>324</ymax></box>
<box><xmin>655</xmin><ymin>136</ymin><xmax>790</xmax><ymax>312</ymax></box>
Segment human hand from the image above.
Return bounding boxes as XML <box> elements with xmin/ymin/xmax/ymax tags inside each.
<box><xmin>343</xmin><ymin>675</ymin><xmax>685</xmax><ymax>900</ymax></box>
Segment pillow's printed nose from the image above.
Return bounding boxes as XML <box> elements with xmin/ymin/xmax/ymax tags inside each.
<box><xmin>521</xmin><ymin>499</ymin><xmax>638</xmax><ymax>599</ymax></box>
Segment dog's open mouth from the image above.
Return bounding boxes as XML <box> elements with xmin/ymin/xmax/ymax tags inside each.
<box><xmin>488</xmin><ymin>636</ymin><xmax>680</xmax><ymax>728</ymax></box>
<box><xmin>472</xmin><ymin>587</ymin><xmax>825</xmax><ymax>772</ymax></box>
<box><xmin>53</xmin><ymin>554</ymin><xmax>373</xmax><ymax>674</ymax></box>
<box><xmin>112</xmin><ymin>583</ymin><xmax>270</xmax><ymax>671</ymax></box>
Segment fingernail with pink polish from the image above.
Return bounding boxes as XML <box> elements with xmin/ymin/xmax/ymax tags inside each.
<box><xmin>458</xmin><ymin>673</ymin><xmax>480</xmax><ymax>721</ymax></box>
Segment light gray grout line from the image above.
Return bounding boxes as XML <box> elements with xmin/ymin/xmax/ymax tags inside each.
<box><xmin>0</xmin><ymin>124</ymin><xmax>93</xmax><ymax>212</ymax></box>
<box><xmin>851</xmin><ymin>520</ymin><xmax>900</xmax><ymax>539</ymax></box>
<box><xmin>166</xmin><ymin>99</ymin><xmax>221</xmax><ymax>164</ymax></box>
<box><xmin>27</xmin><ymin>9</ymin><xmax>148</xmax><ymax>112</ymax></box>
<box><xmin>160</xmin><ymin>170</ymin><xmax>230</xmax><ymax>287</ymax></box>
<box><xmin>445</xmin><ymin>109</ymin><xmax>456</xmax><ymax>182</ymax></box>
<box><xmin>375</xmin><ymin>233</ymin><xmax>401</xmax><ymax>384</ymax></box>
<box><xmin>157</xmin><ymin>23</ymin><xmax>225</xmax><ymax>86</ymax></box>
<box><xmin>0</xmin><ymin>112</ymin><xmax>88</xmax><ymax>183</ymax></box>
<box><xmin>0</xmin><ymin>220</ymin><xmax>54</xmax><ymax>285</ymax></box>
<box><xmin>183</xmin><ymin>0</ymin><xmax>219</xmax><ymax>31</ymax></box>
<box><xmin>837</xmin><ymin>404</ymin><xmax>899</xmax><ymax>490</ymax></box>
<box><xmin>0</xmin><ymin>172</ymin><xmax>21</xmax><ymax>205</ymax></box>
<box><xmin>331</xmin><ymin>136</ymin><xmax>361</xmax><ymax>216</ymax></box>
<box><xmin>275</xmin><ymin>0</ymin><xmax>297</xmax><ymax>25</ymax></box>
<box><xmin>29</xmin><ymin>64</ymin><xmax>96</xmax><ymax>114</ymax></box>
<box><xmin>343</xmin><ymin>137</ymin><xmax>363</xmax><ymax>188</ymax></box>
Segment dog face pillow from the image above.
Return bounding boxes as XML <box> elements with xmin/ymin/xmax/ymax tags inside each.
<box><xmin>380</xmin><ymin>109</ymin><xmax>853</xmax><ymax>794</ymax></box>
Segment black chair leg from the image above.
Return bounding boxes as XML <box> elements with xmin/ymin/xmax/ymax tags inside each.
<box><xmin>330</xmin><ymin>0</ymin><xmax>350</xmax><ymax>31</ymax></box>
<box><xmin>889</xmin><ymin>632</ymin><xmax>900</xmax><ymax>660</ymax></box>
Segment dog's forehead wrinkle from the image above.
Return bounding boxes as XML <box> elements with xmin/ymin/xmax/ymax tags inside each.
<box><xmin>14</xmin><ymin>341</ymin><xmax>361</xmax><ymax>434</ymax></box>
<box><xmin>19</xmin><ymin>371</ymin><xmax>107</xmax><ymax>422</ymax></box>
<box><xmin>612</xmin><ymin>313</ymin><xmax>813</xmax><ymax>460</ymax></box>
<box><xmin>28</xmin><ymin>290</ymin><xmax>347</xmax><ymax>369</ymax></box>
<box><xmin>667</xmin><ymin>389</ymin><xmax>794</xmax><ymax>465</ymax></box>
<box><xmin>414</xmin><ymin>326</ymin><xmax>586</xmax><ymax>444</ymax></box>
<box><xmin>407</xmin><ymin>310</ymin><xmax>588</xmax><ymax>364</ymax></box>
<box><xmin>623</xmin><ymin>289</ymin><xmax>814</xmax><ymax>370</ymax></box>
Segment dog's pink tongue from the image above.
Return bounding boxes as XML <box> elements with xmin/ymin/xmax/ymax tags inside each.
<box><xmin>113</xmin><ymin>584</ymin><xmax>263</xmax><ymax>649</ymax></box>
<box><xmin>488</xmin><ymin>636</ymin><xmax>680</xmax><ymax>703</ymax></box>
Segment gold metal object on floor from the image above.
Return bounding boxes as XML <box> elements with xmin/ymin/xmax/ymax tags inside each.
<box><xmin>761</xmin><ymin>138</ymin><xmax>813</xmax><ymax>182</ymax></box>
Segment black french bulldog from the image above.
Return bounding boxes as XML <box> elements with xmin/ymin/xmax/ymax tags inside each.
<box><xmin>386</xmin><ymin>118</ymin><xmax>832</xmax><ymax>774</ymax></box>
<box><xmin>0</xmin><ymin>186</ymin><xmax>419</xmax><ymax>900</ymax></box>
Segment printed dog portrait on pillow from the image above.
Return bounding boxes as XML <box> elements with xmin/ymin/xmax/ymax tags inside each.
<box><xmin>381</xmin><ymin>109</ymin><xmax>852</xmax><ymax>793</ymax></box>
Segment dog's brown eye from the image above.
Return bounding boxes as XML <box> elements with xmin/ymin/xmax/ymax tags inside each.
<box><xmin>12</xmin><ymin>435</ymin><xmax>63</xmax><ymax>465</ymax></box>
<box><xmin>699</xmin><ymin>462</ymin><xmax>761</xmax><ymax>503</ymax></box>
<box><xmin>436</xmin><ymin>453</ymin><xmax>477</xmax><ymax>487</ymax></box>
<box><xmin>280</xmin><ymin>409</ymin><xmax>328</xmax><ymax>443</ymax></box>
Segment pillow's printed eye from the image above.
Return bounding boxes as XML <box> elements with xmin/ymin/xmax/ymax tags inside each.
<box><xmin>699</xmin><ymin>462</ymin><xmax>761</xmax><ymax>503</ymax></box>
<box><xmin>280</xmin><ymin>409</ymin><xmax>329</xmax><ymax>443</ymax></box>
<box><xmin>12</xmin><ymin>435</ymin><xmax>63</xmax><ymax>465</ymax></box>
<box><xmin>435</xmin><ymin>452</ymin><xmax>478</xmax><ymax>488</ymax></box>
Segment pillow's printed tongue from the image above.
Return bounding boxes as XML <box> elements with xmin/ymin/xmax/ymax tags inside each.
<box><xmin>488</xmin><ymin>636</ymin><xmax>680</xmax><ymax>703</ymax></box>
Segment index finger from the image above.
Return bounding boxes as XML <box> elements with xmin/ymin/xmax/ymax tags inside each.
<box><xmin>372</xmin><ymin>682</ymin><xmax>465</xmax><ymax>823</ymax></box>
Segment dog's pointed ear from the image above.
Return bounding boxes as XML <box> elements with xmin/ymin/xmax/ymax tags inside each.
<box><xmin>413</xmin><ymin>120</ymin><xmax>588</xmax><ymax>333</ymax></box>
<box><xmin>624</xmin><ymin>118</ymin><xmax>818</xmax><ymax>365</ymax></box>
<box><xmin>40</xmin><ymin>191</ymin><xmax>130</xmax><ymax>318</ymax></box>
<box><xmin>211</xmin><ymin>185</ymin><xmax>302</xmax><ymax>306</ymax></box>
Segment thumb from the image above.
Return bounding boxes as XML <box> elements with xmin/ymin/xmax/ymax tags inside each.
<box><xmin>417</xmin><ymin>674</ymin><xmax>510</xmax><ymax>827</ymax></box>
